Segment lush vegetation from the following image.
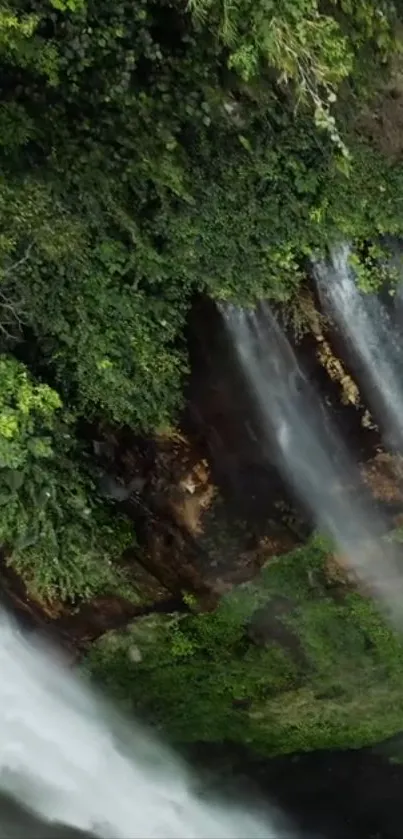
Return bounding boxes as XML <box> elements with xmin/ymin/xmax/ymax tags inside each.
<box><xmin>0</xmin><ymin>0</ymin><xmax>403</xmax><ymax>600</ymax></box>
<box><xmin>87</xmin><ymin>538</ymin><xmax>403</xmax><ymax>755</ymax></box>
<box><xmin>0</xmin><ymin>353</ymin><xmax>135</xmax><ymax>602</ymax></box>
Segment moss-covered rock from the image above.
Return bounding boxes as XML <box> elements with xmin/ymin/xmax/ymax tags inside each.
<box><xmin>85</xmin><ymin>537</ymin><xmax>403</xmax><ymax>757</ymax></box>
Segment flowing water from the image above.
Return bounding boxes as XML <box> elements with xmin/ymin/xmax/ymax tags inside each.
<box><xmin>222</xmin><ymin>302</ymin><xmax>403</xmax><ymax>620</ymax></box>
<box><xmin>3</xmin><ymin>270</ymin><xmax>403</xmax><ymax>839</ymax></box>
<box><xmin>0</xmin><ymin>609</ymin><xmax>287</xmax><ymax>839</ymax></box>
<box><xmin>313</xmin><ymin>243</ymin><xmax>403</xmax><ymax>451</ymax></box>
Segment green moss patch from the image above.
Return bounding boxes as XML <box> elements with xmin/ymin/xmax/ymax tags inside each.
<box><xmin>85</xmin><ymin>537</ymin><xmax>403</xmax><ymax>756</ymax></box>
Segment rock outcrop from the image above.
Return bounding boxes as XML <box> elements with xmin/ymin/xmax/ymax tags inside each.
<box><xmin>87</xmin><ymin>538</ymin><xmax>403</xmax><ymax>758</ymax></box>
<box><xmin>4</xmin><ymin>283</ymin><xmax>403</xmax><ymax>670</ymax></box>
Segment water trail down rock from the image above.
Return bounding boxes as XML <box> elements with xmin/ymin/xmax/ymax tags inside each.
<box><xmin>0</xmin><ymin>609</ymin><xmax>286</xmax><ymax>839</ymax></box>
<box><xmin>222</xmin><ymin>302</ymin><xmax>403</xmax><ymax>623</ymax></box>
<box><xmin>313</xmin><ymin>243</ymin><xmax>403</xmax><ymax>451</ymax></box>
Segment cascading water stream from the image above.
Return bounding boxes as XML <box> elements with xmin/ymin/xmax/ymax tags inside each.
<box><xmin>313</xmin><ymin>243</ymin><xmax>403</xmax><ymax>451</ymax></box>
<box><xmin>222</xmin><ymin>302</ymin><xmax>403</xmax><ymax>622</ymax></box>
<box><xmin>0</xmin><ymin>609</ymin><xmax>287</xmax><ymax>839</ymax></box>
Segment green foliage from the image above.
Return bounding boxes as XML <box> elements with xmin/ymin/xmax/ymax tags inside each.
<box><xmin>0</xmin><ymin>354</ymin><xmax>61</xmax><ymax>469</ymax></box>
<box><xmin>31</xmin><ymin>253</ymin><xmax>186</xmax><ymax>428</ymax></box>
<box><xmin>0</xmin><ymin>0</ymin><xmax>402</xmax><ymax>613</ymax></box>
<box><xmin>49</xmin><ymin>0</ymin><xmax>85</xmax><ymax>11</ymax></box>
<box><xmin>191</xmin><ymin>0</ymin><xmax>354</xmax><ymax>98</ymax></box>
<box><xmin>0</xmin><ymin>6</ymin><xmax>59</xmax><ymax>83</ymax></box>
<box><xmin>348</xmin><ymin>244</ymin><xmax>398</xmax><ymax>293</ymax></box>
<box><xmin>0</xmin><ymin>355</ymin><xmax>137</xmax><ymax>603</ymax></box>
<box><xmin>0</xmin><ymin>0</ymin><xmax>399</xmax><ymax>428</ymax></box>
<box><xmin>187</xmin><ymin>0</ymin><xmax>397</xmax><ymax>151</ymax></box>
<box><xmin>87</xmin><ymin>537</ymin><xmax>403</xmax><ymax>754</ymax></box>
<box><xmin>1</xmin><ymin>459</ymin><xmax>135</xmax><ymax>604</ymax></box>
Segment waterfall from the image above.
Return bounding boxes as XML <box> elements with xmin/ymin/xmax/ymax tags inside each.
<box><xmin>222</xmin><ymin>303</ymin><xmax>403</xmax><ymax>621</ymax></box>
<box><xmin>313</xmin><ymin>243</ymin><xmax>403</xmax><ymax>451</ymax></box>
<box><xmin>0</xmin><ymin>610</ymin><xmax>287</xmax><ymax>839</ymax></box>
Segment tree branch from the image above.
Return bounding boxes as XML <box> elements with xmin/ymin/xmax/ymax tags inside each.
<box><xmin>2</xmin><ymin>242</ymin><xmax>33</xmax><ymax>278</ymax></box>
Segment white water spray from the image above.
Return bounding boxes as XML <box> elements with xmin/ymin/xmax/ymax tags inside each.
<box><xmin>222</xmin><ymin>302</ymin><xmax>403</xmax><ymax>621</ymax></box>
<box><xmin>0</xmin><ymin>610</ymin><xmax>286</xmax><ymax>839</ymax></box>
<box><xmin>313</xmin><ymin>243</ymin><xmax>403</xmax><ymax>451</ymax></box>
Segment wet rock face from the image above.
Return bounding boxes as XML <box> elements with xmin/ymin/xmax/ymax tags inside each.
<box><xmin>185</xmin><ymin>293</ymin><xmax>382</xmax><ymax>499</ymax></box>
<box><xmin>1</xmin><ymin>414</ymin><xmax>302</xmax><ymax>650</ymax></box>
<box><xmin>184</xmin><ymin>297</ymin><xmax>309</xmax><ymax>539</ymax></box>
<box><xmin>361</xmin><ymin>452</ymin><xmax>403</xmax><ymax>516</ymax></box>
<box><xmin>123</xmin><ymin>429</ymin><xmax>300</xmax><ymax>603</ymax></box>
<box><xmin>87</xmin><ymin>340</ymin><xmax>306</xmax><ymax>608</ymax></box>
<box><xmin>284</xmin><ymin>291</ymin><xmax>380</xmax><ymax>463</ymax></box>
<box><xmin>7</xmin><ymin>288</ymin><xmax>403</xmax><ymax>650</ymax></box>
